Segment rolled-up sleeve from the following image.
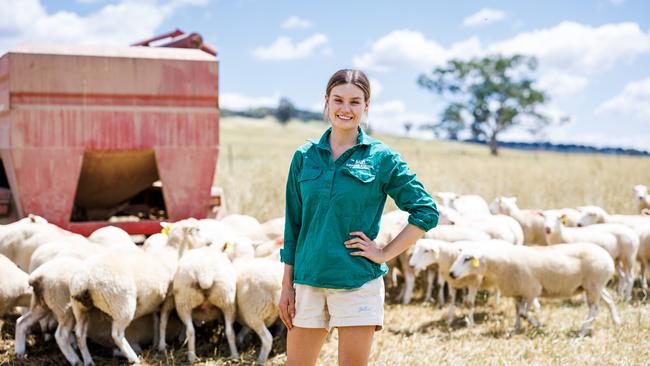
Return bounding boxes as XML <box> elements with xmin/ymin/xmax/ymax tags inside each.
<box><xmin>383</xmin><ymin>153</ymin><xmax>438</xmax><ymax>232</ymax></box>
<box><xmin>281</xmin><ymin>151</ymin><xmax>303</xmax><ymax>265</ymax></box>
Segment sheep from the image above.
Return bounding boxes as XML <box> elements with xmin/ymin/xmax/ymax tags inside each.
<box><xmin>260</xmin><ymin>217</ymin><xmax>285</xmax><ymax>241</ymax></box>
<box><xmin>409</xmin><ymin>239</ymin><xmax>510</xmax><ymax>325</ymax></box>
<box><xmin>16</xmin><ymin>256</ymin><xmax>183</xmax><ymax>364</ymax></box>
<box><xmin>438</xmin><ymin>206</ymin><xmax>524</xmax><ymax>245</ymax></box>
<box><xmin>449</xmin><ymin>242</ymin><xmax>621</xmax><ymax>336</ymax></box>
<box><xmin>543</xmin><ymin>211</ymin><xmax>636</xmax><ymax>300</ymax></box>
<box><xmin>635</xmin><ymin>184</ymin><xmax>650</xmax><ymax>213</ymax></box>
<box><xmin>198</xmin><ymin>218</ymin><xmax>238</xmax><ymax>247</ymax></box>
<box><xmin>0</xmin><ymin>220</ymin><xmax>86</xmax><ymax>271</ymax></box>
<box><xmin>220</xmin><ymin>214</ymin><xmax>267</xmax><ymax>242</ymax></box>
<box><xmin>69</xmin><ymin>218</ymin><xmax>204</xmax><ymax>365</ymax></box>
<box><xmin>637</xmin><ymin>227</ymin><xmax>650</xmax><ymax>289</ymax></box>
<box><xmin>489</xmin><ymin>196</ymin><xmax>546</xmax><ymax>244</ymax></box>
<box><xmin>434</xmin><ymin>192</ymin><xmax>491</xmax><ymax>217</ymax></box>
<box><xmin>254</xmin><ymin>238</ymin><xmax>284</xmax><ymax>258</ymax></box>
<box><xmin>0</xmin><ymin>254</ymin><xmax>32</xmax><ymax>337</ymax></box>
<box><xmin>233</xmin><ymin>257</ymin><xmax>283</xmax><ymax>364</ymax></box>
<box><xmin>15</xmin><ymin>257</ymin><xmax>85</xmax><ymax>364</ymax></box>
<box><xmin>420</xmin><ymin>226</ymin><xmax>490</xmax><ymax>302</ymax></box>
<box><xmin>87</xmin><ymin>226</ymin><xmax>136</xmax><ymax>247</ymax></box>
<box><xmin>576</xmin><ymin>205</ymin><xmax>650</xmax><ymax>230</ymax></box>
<box><xmin>28</xmin><ymin>230</ymin><xmax>137</xmax><ymax>273</ymax></box>
<box><xmin>571</xmin><ymin>219</ymin><xmax>641</xmax><ymax>300</ymax></box>
<box><xmin>375</xmin><ymin>210</ymin><xmax>415</xmax><ymax>304</ymax></box>
<box><xmin>157</xmin><ymin>245</ymin><xmax>238</xmax><ymax>362</ymax></box>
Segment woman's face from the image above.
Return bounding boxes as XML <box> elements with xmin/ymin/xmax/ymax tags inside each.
<box><xmin>325</xmin><ymin>83</ymin><xmax>369</xmax><ymax>131</ymax></box>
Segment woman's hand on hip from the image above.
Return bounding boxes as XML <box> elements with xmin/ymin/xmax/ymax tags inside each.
<box><xmin>278</xmin><ymin>284</ymin><xmax>296</xmax><ymax>330</ymax></box>
<box><xmin>345</xmin><ymin>231</ymin><xmax>385</xmax><ymax>264</ymax></box>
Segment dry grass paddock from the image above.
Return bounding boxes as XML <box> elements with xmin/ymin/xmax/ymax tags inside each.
<box><xmin>2</xmin><ymin>116</ymin><xmax>650</xmax><ymax>365</ymax></box>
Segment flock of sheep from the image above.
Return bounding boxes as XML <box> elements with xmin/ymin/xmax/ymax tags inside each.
<box><xmin>0</xmin><ymin>184</ymin><xmax>649</xmax><ymax>365</ymax></box>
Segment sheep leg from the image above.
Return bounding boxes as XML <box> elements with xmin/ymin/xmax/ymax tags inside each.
<box><xmin>236</xmin><ymin>326</ymin><xmax>251</xmax><ymax>345</ymax></box>
<box><xmin>152</xmin><ymin>312</ymin><xmax>160</xmax><ymax>349</ymax></box>
<box><xmin>250</xmin><ymin>321</ymin><xmax>274</xmax><ymax>364</ymax></box>
<box><xmin>157</xmin><ymin>296</ymin><xmax>175</xmax><ymax>351</ymax></box>
<box><xmin>446</xmin><ymin>288</ymin><xmax>457</xmax><ymax>325</ymax></box>
<box><xmin>0</xmin><ymin>319</ymin><xmax>3</xmax><ymax>339</ymax></box>
<box><xmin>176</xmin><ymin>306</ymin><xmax>198</xmax><ymax>363</ymax></box>
<box><xmin>72</xmin><ymin>305</ymin><xmax>93</xmax><ymax>366</ymax></box>
<box><xmin>437</xmin><ymin>272</ymin><xmax>446</xmax><ymax>309</ymax></box>
<box><xmin>464</xmin><ymin>286</ymin><xmax>477</xmax><ymax>327</ymax></box>
<box><xmin>600</xmin><ymin>288</ymin><xmax>621</xmax><ymax>325</ymax></box>
<box><xmin>55</xmin><ymin>312</ymin><xmax>81</xmax><ymax>366</ymax></box>
<box><xmin>494</xmin><ymin>289</ymin><xmax>501</xmax><ymax>306</ymax></box>
<box><xmin>424</xmin><ymin>268</ymin><xmax>435</xmax><ymax>302</ymax></box>
<box><xmin>15</xmin><ymin>305</ymin><xmax>49</xmax><ymax>358</ymax></box>
<box><xmin>622</xmin><ymin>259</ymin><xmax>635</xmax><ymax>302</ymax></box>
<box><xmin>111</xmin><ymin>320</ymin><xmax>139</xmax><ymax>364</ymax></box>
<box><xmin>579</xmin><ymin>303</ymin><xmax>598</xmax><ymax>337</ymax></box>
<box><xmin>514</xmin><ymin>298</ymin><xmax>523</xmax><ymax>331</ymax></box>
<box><xmin>640</xmin><ymin>261</ymin><xmax>648</xmax><ymax>291</ymax></box>
<box><xmin>222</xmin><ymin>306</ymin><xmax>239</xmax><ymax>358</ymax></box>
<box><xmin>401</xmin><ymin>254</ymin><xmax>415</xmax><ymax>304</ymax></box>
<box><xmin>522</xmin><ymin>300</ymin><xmax>541</xmax><ymax>327</ymax></box>
<box><xmin>39</xmin><ymin>316</ymin><xmax>53</xmax><ymax>342</ymax></box>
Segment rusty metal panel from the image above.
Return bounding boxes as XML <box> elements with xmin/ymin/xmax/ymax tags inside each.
<box><xmin>0</xmin><ymin>44</ymin><xmax>220</xmax><ymax>233</ymax></box>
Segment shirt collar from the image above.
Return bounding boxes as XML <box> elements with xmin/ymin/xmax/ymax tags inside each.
<box><xmin>313</xmin><ymin>127</ymin><xmax>372</xmax><ymax>151</ymax></box>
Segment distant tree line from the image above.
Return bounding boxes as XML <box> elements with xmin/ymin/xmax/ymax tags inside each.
<box><xmin>220</xmin><ymin>97</ymin><xmax>322</xmax><ymax>124</ymax></box>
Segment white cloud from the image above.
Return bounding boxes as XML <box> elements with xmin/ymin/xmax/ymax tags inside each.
<box><xmin>220</xmin><ymin>92</ymin><xmax>279</xmax><ymax>110</ymax></box>
<box><xmin>281</xmin><ymin>16</ymin><xmax>312</xmax><ymax>29</ymax></box>
<box><xmin>352</xmin><ymin>29</ymin><xmax>482</xmax><ymax>72</ymax></box>
<box><xmin>252</xmin><ymin>34</ymin><xmax>329</xmax><ymax>60</ymax></box>
<box><xmin>0</xmin><ymin>0</ymin><xmax>210</xmax><ymax>53</ymax></box>
<box><xmin>368</xmin><ymin>100</ymin><xmax>431</xmax><ymax>135</ymax></box>
<box><xmin>535</xmin><ymin>70</ymin><xmax>589</xmax><ymax>97</ymax></box>
<box><xmin>595</xmin><ymin>78</ymin><xmax>650</xmax><ymax>120</ymax></box>
<box><xmin>369</xmin><ymin>78</ymin><xmax>383</xmax><ymax>98</ymax></box>
<box><xmin>462</xmin><ymin>8</ymin><xmax>507</xmax><ymax>27</ymax></box>
<box><xmin>353</xmin><ymin>22</ymin><xmax>650</xmax><ymax>75</ymax></box>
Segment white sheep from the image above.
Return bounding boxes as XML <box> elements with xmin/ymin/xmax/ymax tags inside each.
<box><xmin>375</xmin><ymin>210</ymin><xmax>415</xmax><ymax>304</ymax></box>
<box><xmin>220</xmin><ymin>214</ymin><xmax>267</xmax><ymax>242</ymax></box>
<box><xmin>409</xmin><ymin>239</ymin><xmax>510</xmax><ymax>325</ymax></box>
<box><xmin>636</xmin><ymin>226</ymin><xmax>650</xmax><ymax>289</ymax></box>
<box><xmin>635</xmin><ymin>184</ymin><xmax>650</xmax><ymax>213</ymax></box>
<box><xmin>449</xmin><ymin>242</ymin><xmax>621</xmax><ymax>336</ymax></box>
<box><xmin>0</xmin><ymin>254</ymin><xmax>32</xmax><ymax>337</ymax></box>
<box><xmin>571</xmin><ymin>219</ymin><xmax>640</xmax><ymax>300</ymax></box>
<box><xmin>0</xmin><ymin>221</ymin><xmax>86</xmax><ymax>271</ymax></box>
<box><xmin>434</xmin><ymin>192</ymin><xmax>491</xmax><ymax>217</ymax></box>
<box><xmin>69</xmin><ymin>218</ymin><xmax>204</xmax><ymax>365</ymax></box>
<box><xmin>438</xmin><ymin>206</ymin><xmax>524</xmax><ymax>245</ymax></box>
<box><xmin>87</xmin><ymin>226</ymin><xmax>136</xmax><ymax>247</ymax></box>
<box><xmin>489</xmin><ymin>196</ymin><xmax>546</xmax><ymax>244</ymax></box>
<box><xmin>260</xmin><ymin>217</ymin><xmax>285</xmax><ymax>241</ymax></box>
<box><xmin>254</xmin><ymin>238</ymin><xmax>284</xmax><ymax>259</ymax></box>
<box><xmin>15</xmin><ymin>257</ymin><xmax>85</xmax><ymax>364</ymax></box>
<box><xmin>543</xmin><ymin>211</ymin><xmax>636</xmax><ymax>300</ymax></box>
<box><xmin>233</xmin><ymin>257</ymin><xmax>283</xmax><ymax>364</ymax></box>
<box><xmin>576</xmin><ymin>205</ymin><xmax>650</xmax><ymax>230</ymax></box>
<box><xmin>157</xmin><ymin>245</ymin><xmax>238</xmax><ymax>362</ymax></box>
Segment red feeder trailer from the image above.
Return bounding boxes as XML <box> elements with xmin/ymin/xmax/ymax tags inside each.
<box><xmin>0</xmin><ymin>43</ymin><xmax>220</xmax><ymax>235</ymax></box>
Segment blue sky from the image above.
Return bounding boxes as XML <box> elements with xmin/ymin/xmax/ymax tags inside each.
<box><xmin>1</xmin><ymin>0</ymin><xmax>649</xmax><ymax>150</ymax></box>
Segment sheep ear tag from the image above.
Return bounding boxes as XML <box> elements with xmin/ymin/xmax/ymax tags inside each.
<box><xmin>561</xmin><ymin>217</ymin><xmax>567</xmax><ymax>225</ymax></box>
<box><xmin>224</xmin><ymin>242</ymin><xmax>235</xmax><ymax>254</ymax></box>
<box><xmin>161</xmin><ymin>224</ymin><xmax>173</xmax><ymax>236</ymax></box>
<box><xmin>470</xmin><ymin>257</ymin><xmax>480</xmax><ymax>268</ymax></box>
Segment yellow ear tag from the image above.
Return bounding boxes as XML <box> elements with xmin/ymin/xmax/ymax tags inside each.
<box><xmin>161</xmin><ymin>224</ymin><xmax>173</xmax><ymax>236</ymax></box>
<box><xmin>470</xmin><ymin>257</ymin><xmax>480</xmax><ymax>268</ymax></box>
<box><xmin>561</xmin><ymin>217</ymin><xmax>567</xmax><ymax>226</ymax></box>
<box><xmin>224</xmin><ymin>242</ymin><xmax>234</xmax><ymax>254</ymax></box>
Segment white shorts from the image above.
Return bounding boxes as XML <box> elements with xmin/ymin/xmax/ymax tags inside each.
<box><xmin>292</xmin><ymin>277</ymin><xmax>385</xmax><ymax>331</ymax></box>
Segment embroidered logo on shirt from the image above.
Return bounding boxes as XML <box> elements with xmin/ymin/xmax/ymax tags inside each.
<box><xmin>358</xmin><ymin>306</ymin><xmax>371</xmax><ymax>313</ymax></box>
<box><xmin>346</xmin><ymin>159</ymin><xmax>372</xmax><ymax>170</ymax></box>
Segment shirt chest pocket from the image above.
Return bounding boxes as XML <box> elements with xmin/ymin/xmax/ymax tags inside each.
<box><xmin>338</xmin><ymin>166</ymin><xmax>377</xmax><ymax>206</ymax></box>
<box><xmin>298</xmin><ymin>167</ymin><xmax>323</xmax><ymax>203</ymax></box>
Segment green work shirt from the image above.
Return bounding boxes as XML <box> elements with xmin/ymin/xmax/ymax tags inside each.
<box><xmin>280</xmin><ymin>127</ymin><xmax>439</xmax><ymax>289</ymax></box>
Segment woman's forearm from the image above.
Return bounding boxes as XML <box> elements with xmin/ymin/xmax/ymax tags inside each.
<box><xmin>282</xmin><ymin>264</ymin><xmax>294</xmax><ymax>287</ymax></box>
<box><xmin>381</xmin><ymin>224</ymin><xmax>426</xmax><ymax>262</ymax></box>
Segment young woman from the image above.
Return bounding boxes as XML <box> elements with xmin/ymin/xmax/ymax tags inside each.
<box><xmin>278</xmin><ymin>69</ymin><xmax>438</xmax><ymax>366</ymax></box>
